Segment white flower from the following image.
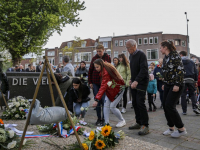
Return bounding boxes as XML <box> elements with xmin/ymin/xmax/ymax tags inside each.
<box><xmin>14</xmin><ymin>102</ymin><xmax>20</xmax><ymax>107</ymax></box>
<box><xmin>11</xmin><ymin>108</ymin><xmax>16</xmax><ymax>113</ymax></box>
<box><xmin>80</xmin><ymin>107</ymin><xmax>84</xmax><ymax>111</ymax></box>
<box><xmin>107</xmin><ymin>81</ymin><xmax>112</xmax><ymax>87</ymax></box>
<box><xmin>15</xmin><ymin>114</ymin><xmax>19</xmax><ymax>118</ymax></box>
<box><xmin>156</xmin><ymin>72</ymin><xmax>160</xmax><ymax>75</ymax></box>
<box><xmin>20</xmin><ymin>99</ymin><xmax>25</xmax><ymax>102</ymax></box>
<box><xmin>19</xmin><ymin>107</ymin><xmax>23</xmax><ymax>111</ymax></box>
<box><xmin>23</xmin><ymin>139</ymin><xmax>27</xmax><ymax>145</ymax></box>
<box><xmin>85</xmin><ymin>107</ymin><xmax>88</xmax><ymax>111</ymax></box>
<box><xmin>8</xmin><ymin>130</ymin><xmax>14</xmax><ymax>138</ymax></box>
<box><xmin>7</xmin><ymin>141</ymin><xmax>17</xmax><ymax>149</ymax></box>
<box><xmin>12</xmin><ymin>98</ymin><xmax>16</xmax><ymax>102</ymax></box>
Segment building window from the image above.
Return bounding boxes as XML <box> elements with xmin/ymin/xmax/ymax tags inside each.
<box><xmin>93</xmin><ymin>50</ymin><xmax>97</xmax><ymax>56</ymax></box>
<box><xmin>59</xmin><ymin>52</ymin><xmax>63</xmax><ymax>63</ymax></box>
<box><xmin>175</xmin><ymin>40</ymin><xmax>180</xmax><ymax>46</ymax></box>
<box><xmin>74</xmin><ymin>52</ymin><xmax>91</xmax><ymax>62</ymax></box>
<box><xmin>48</xmin><ymin>57</ymin><xmax>55</xmax><ymax>65</ymax></box>
<box><xmin>67</xmin><ymin>42</ymin><xmax>72</xmax><ymax>48</ymax></box>
<box><xmin>65</xmin><ymin>52</ymin><xmax>72</xmax><ymax>61</ymax></box>
<box><xmin>81</xmin><ymin>41</ymin><xmax>87</xmax><ymax>47</ymax></box>
<box><xmin>149</xmin><ymin>37</ymin><xmax>153</xmax><ymax>44</ymax></box>
<box><xmin>47</xmin><ymin>51</ymin><xmax>55</xmax><ymax>56</ymax></box>
<box><xmin>95</xmin><ymin>42</ymin><xmax>98</xmax><ymax>47</ymax></box>
<box><xmin>119</xmin><ymin>40</ymin><xmax>123</xmax><ymax>46</ymax></box>
<box><xmin>115</xmin><ymin>40</ymin><xmax>118</xmax><ymax>46</ymax></box>
<box><xmin>181</xmin><ymin>41</ymin><xmax>186</xmax><ymax>47</ymax></box>
<box><xmin>154</xmin><ymin>37</ymin><xmax>158</xmax><ymax>44</ymax></box>
<box><xmin>124</xmin><ymin>39</ymin><xmax>128</xmax><ymax>45</ymax></box>
<box><xmin>138</xmin><ymin>38</ymin><xmax>142</xmax><ymax>45</ymax></box>
<box><xmin>143</xmin><ymin>38</ymin><xmax>148</xmax><ymax>44</ymax></box>
<box><xmin>114</xmin><ymin>51</ymin><xmax>118</xmax><ymax>57</ymax></box>
<box><xmin>106</xmin><ymin>49</ymin><xmax>111</xmax><ymax>57</ymax></box>
<box><xmin>103</xmin><ymin>42</ymin><xmax>108</xmax><ymax>48</ymax></box>
<box><xmin>147</xmin><ymin>49</ymin><xmax>158</xmax><ymax>60</ymax></box>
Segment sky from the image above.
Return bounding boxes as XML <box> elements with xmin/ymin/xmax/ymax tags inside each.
<box><xmin>44</xmin><ymin>0</ymin><xmax>200</xmax><ymax>57</ymax></box>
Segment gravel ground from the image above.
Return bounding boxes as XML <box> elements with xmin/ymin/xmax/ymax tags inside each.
<box><xmin>1</xmin><ymin>111</ymin><xmax>170</xmax><ymax>150</ymax></box>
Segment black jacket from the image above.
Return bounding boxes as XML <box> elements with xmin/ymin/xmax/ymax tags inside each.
<box><xmin>16</xmin><ymin>69</ymin><xmax>25</xmax><ymax>72</ymax></box>
<box><xmin>75</xmin><ymin>67</ymin><xmax>88</xmax><ymax>77</ymax></box>
<box><xmin>182</xmin><ymin>57</ymin><xmax>198</xmax><ymax>81</ymax></box>
<box><xmin>0</xmin><ymin>72</ymin><xmax>9</xmax><ymax>94</ymax></box>
<box><xmin>36</xmin><ymin>65</ymin><xmax>41</xmax><ymax>72</ymax></box>
<box><xmin>129</xmin><ymin>50</ymin><xmax>149</xmax><ymax>89</ymax></box>
<box><xmin>68</xmin><ymin>84</ymin><xmax>90</xmax><ymax>103</ymax></box>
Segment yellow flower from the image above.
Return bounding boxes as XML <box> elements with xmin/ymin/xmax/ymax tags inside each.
<box><xmin>88</xmin><ymin>131</ymin><xmax>95</xmax><ymax>141</ymax></box>
<box><xmin>101</xmin><ymin>125</ymin><xmax>112</xmax><ymax>137</ymax></box>
<box><xmin>95</xmin><ymin>140</ymin><xmax>106</xmax><ymax>150</ymax></box>
<box><xmin>82</xmin><ymin>143</ymin><xmax>88</xmax><ymax>150</ymax></box>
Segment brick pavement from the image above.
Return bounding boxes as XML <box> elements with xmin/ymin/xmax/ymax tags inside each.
<box><xmin>85</xmin><ymin>90</ymin><xmax>200</xmax><ymax>150</ymax></box>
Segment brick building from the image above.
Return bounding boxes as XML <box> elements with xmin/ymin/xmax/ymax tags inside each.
<box><xmin>44</xmin><ymin>32</ymin><xmax>188</xmax><ymax>67</ymax></box>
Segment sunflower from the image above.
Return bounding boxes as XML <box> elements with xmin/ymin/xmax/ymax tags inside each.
<box><xmin>0</xmin><ymin>119</ymin><xmax>4</xmax><ymax>125</ymax></box>
<box><xmin>95</xmin><ymin>140</ymin><xmax>106</xmax><ymax>150</ymax></box>
<box><xmin>101</xmin><ymin>125</ymin><xmax>112</xmax><ymax>137</ymax></box>
<box><xmin>82</xmin><ymin>143</ymin><xmax>88</xmax><ymax>150</ymax></box>
<box><xmin>88</xmin><ymin>131</ymin><xmax>95</xmax><ymax>141</ymax></box>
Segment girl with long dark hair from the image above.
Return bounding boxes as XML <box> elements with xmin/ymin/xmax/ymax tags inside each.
<box><xmin>160</xmin><ymin>40</ymin><xmax>187</xmax><ymax>137</ymax></box>
<box><xmin>68</xmin><ymin>78</ymin><xmax>90</xmax><ymax>124</ymax></box>
<box><xmin>92</xmin><ymin>59</ymin><xmax>126</xmax><ymax>127</ymax></box>
<box><xmin>113</xmin><ymin>57</ymin><xmax>120</xmax><ymax>68</ymax></box>
<box><xmin>117</xmin><ymin>54</ymin><xmax>131</xmax><ymax>113</ymax></box>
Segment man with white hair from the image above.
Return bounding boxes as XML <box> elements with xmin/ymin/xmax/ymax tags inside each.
<box><xmin>126</xmin><ymin>39</ymin><xmax>149</xmax><ymax>135</ymax></box>
<box><xmin>16</xmin><ymin>65</ymin><xmax>25</xmax><ymax>72</ymax></box>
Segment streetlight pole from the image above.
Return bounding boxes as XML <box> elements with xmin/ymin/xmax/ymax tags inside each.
<box><xmin>185</xmin><ymin>12</ymin><xmax>190</xmax><ymax>58</ymax></box>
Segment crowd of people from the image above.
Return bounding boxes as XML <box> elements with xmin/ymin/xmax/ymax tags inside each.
<box><xmin>2</xmin><ymin>39</ymin><xmax>200</xmax><ymax>138</ymax></box>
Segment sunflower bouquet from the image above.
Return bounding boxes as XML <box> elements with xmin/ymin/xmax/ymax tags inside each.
<box><xmin>79</xmin><ymin>124</ymin><xmax>125</xmax><ymax>150</ymax></box>
<box><xmin>2</xmin><ymin>96</ymin><xmax>30</xmax><ymax>120</ymax></box>
<box><xmin>0</xmin><ymin>119</ymin><xmax>33</xmax><ymax>149</ymax></box>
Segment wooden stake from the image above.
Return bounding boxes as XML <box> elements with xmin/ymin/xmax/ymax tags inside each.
<box><xmin>0</xmin><ymin>88</ymin><xmax>9</xmax><ymax>109</ymax></box>
<box><xmin>45</xmin><ymin>57</ymin><xmax>83</xmax><ymax>150</ymax></box>
<box><xmin>18</xmin><ymin>61</ymin><xmax>46</xmax><ymax>150</ymax></box>
<box><xmin>46</xmin><ymin>65</ymin><xmax>61</xmax><ymax>136</ymax></box>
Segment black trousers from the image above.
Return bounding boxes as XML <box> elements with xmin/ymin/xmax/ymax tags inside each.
<box><xmin>181</xmin><ymin>83</ymin><xmax>197</xmax><ymax>112</ymax></box>
<box><xmin>147</xmin><ymin>93</ymin><xmax>156</xmax><ymax>110</ymax></box>
<box><xmin>132</xmin><ymin>89</ymin><xmax>149</xmax><ymax>126</ymax></box>
<box><xmin>123</xmin><ymin>87</ymin><xmax>128</xmax><ymax>108</ymax></box>
<box><xmin>163</xmin><ymin>84</ymin><xmax>184</xmax><ymax>128</ymax></box>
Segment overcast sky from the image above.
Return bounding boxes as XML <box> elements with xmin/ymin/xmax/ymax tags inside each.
<box><xmin>44</xmin><ymin>0</ymin><xmax>200</xmax><ymax>56</ymax></box>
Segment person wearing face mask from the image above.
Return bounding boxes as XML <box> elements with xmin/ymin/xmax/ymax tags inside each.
<box><xmin>88</xmin><ymin>44</ymin><xmax>111</xmax><ymax>126</ymax></box>
<box><xmin>160</xmin><ymin>40</ymin><xmax>187</xmax><ymax>138</ymax></box>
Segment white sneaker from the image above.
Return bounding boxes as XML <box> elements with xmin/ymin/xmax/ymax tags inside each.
<box><xmin>171</xmin><ymin>129</ymin><xmax>187</xmax><ymax>138</ymax></box>
<box><xmin>163</xmin><ymin>129</ymin><xmax>174</xmax><ymax>135</ymax></box>
<box><xmin>116</xmin><ymin>120</ymin><xmax>126</xmax><ymax>128</ymax></box>
<box><xmin>121</xmin><ymin>108</ymin><xmax>126</xmax><ymax>113</ymax></box>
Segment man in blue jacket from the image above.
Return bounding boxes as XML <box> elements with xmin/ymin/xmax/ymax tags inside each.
<box><xmin>179</xmin><ymin>51</ymin><xmax>200</xmax><ymax>115</ymax></box>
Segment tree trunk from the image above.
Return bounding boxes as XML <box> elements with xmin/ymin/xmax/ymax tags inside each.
<box><xmin>12</xmin><ymin>57</ymin><xmax>20</xmax><ymax>66</ymax></box>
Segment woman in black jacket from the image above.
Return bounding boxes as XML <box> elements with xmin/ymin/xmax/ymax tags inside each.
<box><xmin>160</xmin><ymin>40</ymin><xmax>186</xmax><ymax>138</ymax></box>
<box><xmin>68</xmin><ymin>78</ymin><xmax>90</xmax><ymax>124</ymax></box>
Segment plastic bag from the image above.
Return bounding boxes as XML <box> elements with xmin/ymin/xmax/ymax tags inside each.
<box><xmin>29</xmin><ymin>99</ymin><xmax>68</xmax><ymax>125</ymax></box>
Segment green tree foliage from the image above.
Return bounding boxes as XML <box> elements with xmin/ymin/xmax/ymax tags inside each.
<box><xmin>0</xmin><ymin>0</ymin><xmax>86</xmax><ymax>65</ymax></box>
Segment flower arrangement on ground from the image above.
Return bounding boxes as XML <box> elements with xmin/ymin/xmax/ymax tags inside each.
<box><xmin>37</xmin><ymin>115</ymin><xmax>84</xmax><ymax>135</ymax></box>
<box><xmin>2</xmin><ymin>96</ymin><xmax>30</xmax><ymax>120</ymax></box>
<box><xmin>69</xmin><ymin>124</ymin><xmax>125</xmax><ymax>150</ymax></box>
<box><xmin>0</xmin><ymin>119</ymin><xmax>33</xmax><ymax>149</ymax></box>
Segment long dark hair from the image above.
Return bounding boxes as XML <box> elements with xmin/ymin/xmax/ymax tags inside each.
<box><xmin>72</xmin><ymin>78</ymin><xmax>83</xmax><ymax>90</ymax></box>
<box><xmin>118</xmin><ymin>53</ymin><xmax>129</xmax><ymax>67</ymax></box>
<box><xmin>94</xmin><ymin>59</ymin><xmax>122</xmax><ymax>81</ymax></box>
<box><xmin>161</xmin><ymin>40</ymin><xmax>176</xmax><ymax>52</ymax></box>
<box><xmin>113</xmin><ymin>57</ymin><xmax>119</xmax><ymax>67</ymax></box>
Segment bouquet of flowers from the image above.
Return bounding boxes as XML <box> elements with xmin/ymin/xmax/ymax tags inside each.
<box><xmin>156</xmin><ymin>72</ymin><xmax>163</xmax><ymax>78</ymax></box>
<box><xmin>107</xmin><ymin>80</ymin><xmax>125</xmax><ymax>91</ymax></box>
<box><xmin>2</xmin><ymin>96</ymin><xmax>30</xmax><ymax>120</ymax></box>
<box><xmin>0</xmin><ymin>119</ymin><xmax>33</xmax><ymax>149</ymax></box>
<box><xmin>70</xmin><ymin>124</ymin><xmax>125</xmax><ymax>150</ymax></box>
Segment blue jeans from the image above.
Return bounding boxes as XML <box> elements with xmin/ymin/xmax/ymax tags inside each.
<box><xmin>93</xmin><ymin>84</ymin><xmax>105</xmax><ymax>120</ymax></box>
<box><xmin>74</xmin><ymin>101</ymin><xmax>90</xmax><ymax>118</ymax></box>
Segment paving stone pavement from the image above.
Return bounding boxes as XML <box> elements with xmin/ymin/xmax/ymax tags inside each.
<box><xmin>85</xmin><ymin>90</ymin><xmax>200</xmax><ymax>150</ymax></box>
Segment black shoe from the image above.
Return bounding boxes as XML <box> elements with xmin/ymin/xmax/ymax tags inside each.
<box><xmin>193</xmin><ymin>109</ymin><xmax>200</xmax><ymax>114</ymax></box>
<box><xmin>100</xmin><ymin>119</ymin><xmax>105</xmax><ymax>126</ymax></box>
<box><xmin>96</xmin><ymin>119</ymin><xmax>101</xmax><ymax>126</ymax></box>
<box><xmin>147</xmin><ymin>109</ymin><xmax>152</xmax><ymax>112</ymax></box>
<box><xmin>131</xmin><ymin>106</ymin><xmax>134</xmax><ymax>109</ymax></box>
